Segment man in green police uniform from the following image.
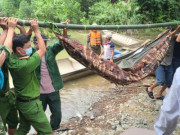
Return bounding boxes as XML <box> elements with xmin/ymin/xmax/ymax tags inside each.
<box><xmin>0</xmin><ymin>18</ymin><xmax>19</xmax><ymax>135</ymax></box>
<box><xmin>33</xmin><ymin>33</ymin><xmax>64</xmax><ymax>135</ymax></box>
<box><xmin>7</xmin><ymin>19</ymin><xmax>52</xmax><ymax>135</ymax></box>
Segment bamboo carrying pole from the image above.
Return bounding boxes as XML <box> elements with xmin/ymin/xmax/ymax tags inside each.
<box><xmin>17</xmin><ymin>20</ymin><xmax>180</xmax><ymax>30</ymax></box>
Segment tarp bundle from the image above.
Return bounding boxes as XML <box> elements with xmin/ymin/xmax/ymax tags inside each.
<box><xmin>57</xmin><ymin>30</ymin><xmax>171</xmax><ymax>85</ymax></box>
<box><xmin>116</xmin><ymin>30</ymin><xmax>169</xmax><ymax>69</ymax></box>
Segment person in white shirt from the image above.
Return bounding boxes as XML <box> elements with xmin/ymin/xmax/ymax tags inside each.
<box><xmin>154</xmin><ymin>67</ymin><xmax>180</xmax><ymax>135</ymax></box>
<box><xmin>100</xmin><ymin>34</ymin><xmax>115</xmax><ymax>61</ymax></box>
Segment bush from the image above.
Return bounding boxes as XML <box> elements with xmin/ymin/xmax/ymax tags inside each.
<box><xmin>88</xmin><ymin>0</ymin><xmax>142</xmax><ymax>25</ymax></box>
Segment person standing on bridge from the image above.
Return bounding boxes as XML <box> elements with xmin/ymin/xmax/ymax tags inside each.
<box><xmin>87</xmin><ymin>23</ymin><xmax>103</xmax><ymax>55</ymax></box>
<box><xmin>32</xmin><ymin>20</ymin><xmax>69</xmax><ymax>135</ymax></box>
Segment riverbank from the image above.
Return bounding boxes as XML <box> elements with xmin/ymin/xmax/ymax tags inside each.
<box><xmin>58</xmin><ymin>75</ymin><xmax>180</xmax><ymax>135</ymax></box>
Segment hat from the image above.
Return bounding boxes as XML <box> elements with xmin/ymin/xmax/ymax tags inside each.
<box><xmin>103</xmin><ymin>33</ymin><xmax>112</xmax><ymax>39</ymax></box>
<box><xmin>33</xmin><ymin>33</ymin><xmax>50</xmax><ymax>42</ymax></box>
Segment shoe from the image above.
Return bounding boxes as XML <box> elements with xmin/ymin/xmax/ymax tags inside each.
<box><xmin>145</xmin><ymin>88</ymin><xmax>154</xmax><ymax>99</ymax></box>
<box><xmin>156</xmin><ymin>96</ymin><xmax>164</xmax><ymax>100</ymax></box>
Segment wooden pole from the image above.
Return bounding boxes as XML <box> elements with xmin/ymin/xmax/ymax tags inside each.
<box><xmin>17</xmin><ymin>19</ymin><xmax>180</xmax><ymax>30</ymax></box>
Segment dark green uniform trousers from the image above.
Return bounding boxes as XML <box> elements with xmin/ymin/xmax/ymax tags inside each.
<box><xmin>0</xmin><ymin>91</ymin><xmax>19</xmax><ymax>131</ymax></box>
<box><xmin>0</xmin><ymin>116</ymin><xmax>5</xmax><ymax>135</ymax></box>
<box><xmin>40</xmin><ymin>91</ymin><xmax>62</xmax><ymax>130</ymax></box>
<box><xmin>15</xmin><ymin>99</ymin><xmax>52</xmax><ymax>135</ymax></box>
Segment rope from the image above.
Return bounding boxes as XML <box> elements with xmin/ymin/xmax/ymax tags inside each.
<box><xmin>43</xmin><ymin>20</ymin><xmax>62</xmax><ymax>35</ymax></box>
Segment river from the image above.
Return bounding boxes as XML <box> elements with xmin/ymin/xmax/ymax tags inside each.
<box><xmin>46</xmin><ymin>74</ymin><xmax>115</xmax><ymax>122</ymax></box>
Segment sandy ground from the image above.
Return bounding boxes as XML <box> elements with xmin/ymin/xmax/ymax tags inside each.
<box><xmin>57</xmin><ymin>75</ymin><xmax>180</xmax><ymax>135</ymax></box>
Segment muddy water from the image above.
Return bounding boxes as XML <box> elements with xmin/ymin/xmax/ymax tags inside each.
<box><xmin>45</xmin><ymin>74</ymin><xmax>115</xmax><ymax>122</ymax></box>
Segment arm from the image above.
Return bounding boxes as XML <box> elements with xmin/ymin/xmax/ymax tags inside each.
<box><xmin>30</xmin><ymin>19</ymin><xmax>46</xmax><ymax>58</ymax></box>
<box><xmin>169</xmin><ymin>25</ymin><xmax>180</xmax><ymax>39</ymax></box>
<box><xmin>99</xmin><ymin>47</ymin><xmax>104</xmax><ymax>57</ymax></box>
<box><xmin>50</xmin><ymin>41</ymin><xmax>64</xmax><ymax>56</ymax></box>
<box><xmin>0</xmin><ymin>51</ymin><xmax>5</xmax><ymax>67</ymax></box>
<box><xmin>110</xmin><ymin>49</ymin><xmax>114</xmax><ymax>62</ymax></box>
<box><xmin>4</xmin><ymin>18</ymin><xmax>18</xmax><ymax>51</ymax></box>
<box><xmin>26</xmin><ymin>27</ymin><xmax>33</xmax><ymax>37</ymax></box>
<box><xmin>61</xmin><ymin>20</ymin><xmax>70</xmax><ymax>38</ymax></box>
<box><xmin>0</xmin><ymin>17</ymin><xmax>8</xmax><ymax>45</ymax></box>
<box><xmin>154</xmin><ymin>68</ymin><xmax>180</xmax><ymax>135</ymax></box>
<box><xmin>17</xmin><ymin>25</ymin><xmax>32</xmax><ymax>37</ymax></box>
<box><xmin>100</xmin><ymin>33</ymin><xmax>103</xmax><ymax>45</ymax></box>
<box><xmin>110</xmin><ymin>42</ymin><xmax>115</xmax><ymax>61</ymax></box>
<box><xmin>16</xmin><ymin>25</ymin><xmax>26</xmax><ymax>35</ymax></box>
<box><xmin>176</xmin><ymin>32</ymin><xmax>180</xmax><ymax>42</ymax></box>
<box><xmin>86</xmin><ymin>34</ymin><xmax>90</xmax><ymax>47</ymax></box>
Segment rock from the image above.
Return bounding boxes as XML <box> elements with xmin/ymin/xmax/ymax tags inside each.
<box><xmin>90</xmin><ymin>115</ymin><xmax>95</xmax><ymax>120</ymax></box>
<box><xmin>85</xmin><ymin>127</ymin><xmax>93</xmax><ymax>132</ymax></box>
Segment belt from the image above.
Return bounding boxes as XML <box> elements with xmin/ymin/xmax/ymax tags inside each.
<box><xmin>0</xmin><ymin>92</ymin><xmax>10</xmax><ymax>98</ymax></box>
<box><xmin>17</xmin><ymin>96</ymin><xmax>39</xmax><ymax>102</ymax></box>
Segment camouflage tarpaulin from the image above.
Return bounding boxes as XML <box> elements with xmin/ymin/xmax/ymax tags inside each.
<box><xmin>56</xmin><ymin>30</ymin><xmax>171</xmax><ymax>85</ymax></box>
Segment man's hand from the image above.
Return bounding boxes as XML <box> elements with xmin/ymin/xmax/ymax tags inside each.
<box><xmin>177</xmin><ymin>25</ymin><xmax>180</xmax><ymax>31</ymax></box>
<box><xmin>169</xmin><ymin>25</ymin><xmax>180</xmax><ymax>37</ymax></box>
<box><xmin>65</xmin><ymin>19</ymin><xmax>70</xmax><ymax>24</ymax></box>
<box><xmin>0</xmin><ymin>51</ymin><xmax>6</xmax><ymax>67</ymax></box>
<box><xmin>61</xmin><ymin>19</ymin><xmax>70</xmax><ymax>24</ymax></box>
<box><xmin>30</xmin><ymin>19</ymin><xmax>39</xmax><ymax>33</ymax></box>
<box><xmin>0</xmin><ymin>17</ymin><xmax>8</xmax><ymax>30</ymax></box>
<box><xmin>16</xmin><ymin>25</ymin><xmax>26</xmax><ymax>35</ymax></box>
<box><xmin>7</xmin><ymin>18</ymin><xmax>18</xmax><ymax>29</ymax></box>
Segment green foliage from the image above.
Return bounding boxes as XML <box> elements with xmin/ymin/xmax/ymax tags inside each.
<box><xmin>76</xmin><ymin>0</ymin><xmax>101</xmax><ymax>18</ymax></box>
<box><xmin>0</xmin><ymin>0</ymin><xmax>85</xmax><ymax>23</ymax></box>
<box><xmin>88</xmin><ymin>0</ymin><xmax>142</xmax><ymax>25</ymax></box>
<box><xmin>0</xmin><ymin>0</ymin><xmax>21</xmax><ymax>16</ymax></box>
<box><xmin>0</xmin><ymin>0</ymin><xmax>179</xmax><ymax>25</ymax></box>
<box><xmin>31</xmin><ymin>0</ymin><xmax>85</xmax><ymax>23</ymax></box>
<box><xmin>134</xmin><ymin>0</ymin><xmax>180</xmax><ymax>23</ymax></box>
<box><xmin>16</xmin><ymin>0</ymin><xmax>36</xmax><ymax>19</ymax></box>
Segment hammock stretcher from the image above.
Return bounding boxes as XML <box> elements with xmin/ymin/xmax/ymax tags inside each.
<box><xmin>56</xmin><ymin>30</ymin><xmax>171</xmax><ymax>85</ymax></box>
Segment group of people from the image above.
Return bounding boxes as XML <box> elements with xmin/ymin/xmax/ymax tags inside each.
<box><xmin>0</xmin><ymin>17</ymin><xmax>114</xmax><ymax>135</ymax></box>
<box><xmin>87</xmin><ymin>26</ymin><xmax>180</xmax><ymax>134</ymax></box>
<box><xmin>1</xmin><ymin>17</ymin><xmax>180</xmax><ymax>135</ymax></box>
<box><xmin>0</xmin><ymin>17</ymin><xmax>69</xmax><ymax>135</ymax></box>
<box><xmin>87</xmin><ymin>29</ymin><xmax>115</xmax><ymax>61</ymax></box>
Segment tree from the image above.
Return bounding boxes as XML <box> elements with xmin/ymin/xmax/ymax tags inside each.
<box><xmin>76</xmin><ymin>0</ymin><xmax>101</xmax><ymax>18</ymax></box>
<box><xmin>0</xmin><ymin>0</ymin><xmax>22</xmax><ymax>16</ymax></box>
<box><xmin>89</xmin><ymin>1</ymin><xmax>142</xmax><ymax>25</ymax></box>
<box><xmin>32</xmin><ymin>0</ymin><xmax>84</xmax><ymax>23</ymax></box>
<box><xmin>134</xmin><ymin>0</ymin><xmax>180</xmax><ymax>23</ymax></box>
<box><xmin>111</xmin><ymin>0</ymin><xmax>118</xmax><ymax>4</ymax></box>
<box><xmin>16</xmin><ymin>0</ymin><xmax>36</xmax><ymax>19</ymax></box>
